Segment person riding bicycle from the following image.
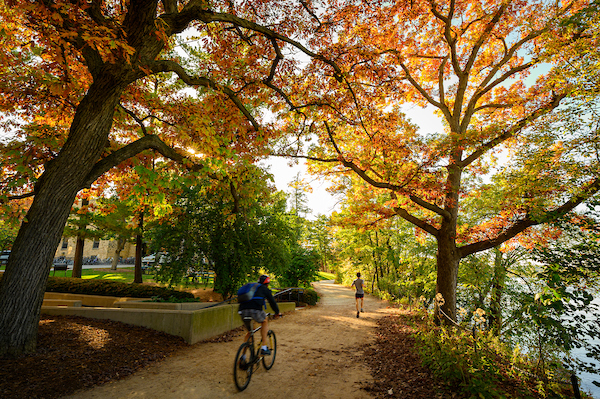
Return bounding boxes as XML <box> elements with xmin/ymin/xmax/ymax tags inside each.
<box><xmin>238</xmin><ymin>275</ymin><xmax>281</xmax><ymax>355</ymax></box>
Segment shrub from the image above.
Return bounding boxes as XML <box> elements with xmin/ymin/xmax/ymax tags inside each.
<box><xmin>46</xmin><ymin>277</ymin><xmax>195</xmax><ymax>299</ymax></box>
<box><xmin>414</xmin><ymin>317</ymin><xmax>577</xmax><ymax>398</ymax></box>
<box><xmin>303</xmin><ymin>288</ymin><xmax>319</xmax><ymax>306</ymax></box>
<box><xmin>147</xmin><ymin>296</ymin><xmax>200</xmax><ymax>303</ymax></box>
<box><xmin>273</xmin><ymin>287</ymin><xmax>319</xmax><ymax>306</ymax></box>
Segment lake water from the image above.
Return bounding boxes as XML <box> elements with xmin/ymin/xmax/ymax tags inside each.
<box><xmin>571</xmin><ymin>296</ymin><xmax>600</xmax><ymax>398</ymax></box>
<box><xmin>572</xmin><ymin>346</ymin><xmax>599</xmax><ymax>398</ymax></box>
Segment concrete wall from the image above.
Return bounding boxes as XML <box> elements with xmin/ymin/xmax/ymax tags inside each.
<box><xmin>41</xmin><ymin>301</ymin><xmax>295</xmax><ymax>344</ymax></box>
<box><xmin>113</xmin><ymin>300</ymin><xmax>217</xmax><ymax>310</ymax></box>
<box><xmin>44</xmin><ymin>292</ymin><xmax>145</xmax><ymax>307</ymax></box>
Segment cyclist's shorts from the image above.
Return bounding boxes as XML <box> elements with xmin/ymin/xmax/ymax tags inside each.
<box><xmin>355</xmin><ymin>293</ymin><xmax>364</xmax><ymax>299</ymax></box>
<box><xmin>239</xmin><ymin>309</ymin><xmax>267</xmax><ymax>327</ymax></box>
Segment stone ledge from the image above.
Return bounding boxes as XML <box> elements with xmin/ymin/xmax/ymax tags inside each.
<box><xmin>44</xmin><ymin>292</ymin><xmax>147</xmax><ymax>307</ymax></box>
<box><xmin>41</xmin><ymin>302</ymin><xmax>295</xmax><ymax>344</ymax></box>
<box><xmin>42</xmin><ymin>299</ymin><xmax>82</xmax><ymax>307</ymax></box>
<box><xmin>113</xmin><ymin>300</ymin><xmax>217</xmax><ymax>310</ymax></box>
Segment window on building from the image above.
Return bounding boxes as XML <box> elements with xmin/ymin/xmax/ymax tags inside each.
<box><xmin>61</xmin><ymin>239</ymin><xmax>68</xmax><ymax>249</ymax></box>
<box><xmin>92</xmin><ymin>240</ymin><xmax>100</xmax><ymax>249</ymax></box>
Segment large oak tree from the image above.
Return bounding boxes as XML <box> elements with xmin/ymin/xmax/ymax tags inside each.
<box><xmin>274</xmin><ymin>0</ymin><xmax>600</xmax><ymax>322</ymax></box>
<box><xmin>0</xmin><ymin>0</ymin><xmax>342</xmax><ymax>355</ymax></box>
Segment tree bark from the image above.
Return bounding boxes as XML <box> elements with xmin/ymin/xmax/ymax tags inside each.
<box><xmin>0</xmin><ymin>78</ymin><xmax>123</xmax><ymax>356</ymax></box>
<box><xmin>72</xmin><ymin>198</ymin><xmax>90</xmax><ymax>278</ymax></box>
<box><xmin>134</xmin><ymin>213</ymin><xmax>144</xmax><ymax>284</ymax></box>
<box><xmin>72</xmin><ymin>236</ymin><xmax>84</xmax><ymax>278</ymax></box>
<box><xmin>435</xmin><ymin>233</ymin><xmax>460</xmax><ymax>323</ymax></box>
<box><xmin>111</xmin><ymin>237</ymin><xmax>126</xmax><ymax>271</ymax></box>
<box><xmin>434</xmin><ymin>158</ymin><xmax>462</xmax><ymax>324</ymax></box>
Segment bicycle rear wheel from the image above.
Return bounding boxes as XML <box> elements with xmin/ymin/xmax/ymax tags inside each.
<box><xmin>234</xmin><ymin>342</ymin><xmax>253</xmax><ymax>391</ymax></box>
<box><xmin>262</xmin><ymin>330</ymin><xmax>277</xmax><ymax>370</ymax></box>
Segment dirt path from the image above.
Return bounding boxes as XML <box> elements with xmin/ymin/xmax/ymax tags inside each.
<box><xmin>64</xmin><ymin>280</ymin><xmax>394</xmax><ymax>399</ymax></box>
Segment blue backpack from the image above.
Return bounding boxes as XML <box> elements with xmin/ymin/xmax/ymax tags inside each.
<box><xmin>237</xmin><ymin>282</ymin><xmax>262</xmax><ymax>303</ymax></box>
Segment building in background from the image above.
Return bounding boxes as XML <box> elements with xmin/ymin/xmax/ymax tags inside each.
<box><xmin>54</xmin><ymin>237</ymin><xmax>136</xmax><ymax>263</ymax></box>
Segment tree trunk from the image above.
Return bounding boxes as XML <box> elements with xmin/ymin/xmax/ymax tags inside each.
<box><xmin>72</xmin><ymin>236</ymin><xmax>84</xmax><ymax>278</ymax></box>
<box><xmin>0</xmin><ymin>78</ymin><xmax>123</xmax><ymax>356</ymax></box>
<box><xmin>72</xmin><ymin>198</ymin><xmax>89</xmax><ymax>278</ymax></box>
<box><xmin>435</xmin><ymin>234</ymin><xmax>460</xmax><ymax>324</ymax></box>
<box><xmin>134</xmin><ymin>213</ymin><xmax>144</xmax><ymax>284</ymax></box>
<box><xmin>434</xmin><ymin>158</ymin><xmax>462</xmax><ymax>325</ymax></box>
<box><xmin>111</xmin><ymin>237</ymin><xmax>126</xmax><ymax>271</ymax></box>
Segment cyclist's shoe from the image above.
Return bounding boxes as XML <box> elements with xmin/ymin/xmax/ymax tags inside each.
<box><xmin>261</xmin><ymin>348</ymin><xmax>271</xmax><ymax>356</ymax></box>
<box><xmin>356</xmin><ymin>311</ymin><xmax>360</xmax><ymax>318</ymax></box>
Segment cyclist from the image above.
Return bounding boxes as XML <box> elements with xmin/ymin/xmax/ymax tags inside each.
<box><xmin>238</xmin><ymin>275</ymin><xmax>281</xmax><ymax>355</ymax></box>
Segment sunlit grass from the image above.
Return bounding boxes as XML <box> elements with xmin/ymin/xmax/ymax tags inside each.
<box><xmin>83</xmin><ymin>273</ymin><xmax>126</xmax><ymax>281</ymax></box>
<box><xmin>317</xmin><ymin>271</ymin><xmax>335</xmax><ymax>280</ymax></box>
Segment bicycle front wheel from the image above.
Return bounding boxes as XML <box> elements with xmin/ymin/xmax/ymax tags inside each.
<box><xmin>262</xmin><ymin>330</ymin><xmax>277</xmax><ymax>370</ymax></box>
<box><xmin>233</xmin><ymin>342</ymin><xmax>253</xmax><ymax>391</ymax></box>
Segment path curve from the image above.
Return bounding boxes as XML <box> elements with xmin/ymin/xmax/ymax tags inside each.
<box><xmin>64</xmin><ymin>280</ymin><xmax>394</xmax><ymax>399</ymax></box>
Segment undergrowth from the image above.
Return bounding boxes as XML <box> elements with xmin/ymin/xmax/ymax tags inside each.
<box><xmin>413</xmin><ymin>313</ymin><xmax>584</xmax><ymax>399</ymax></box>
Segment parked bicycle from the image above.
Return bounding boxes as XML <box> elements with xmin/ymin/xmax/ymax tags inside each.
<box><xmin>233</xmin><ymin>313</ymin><xmax>277</xmax><ymax>391</ymax></box>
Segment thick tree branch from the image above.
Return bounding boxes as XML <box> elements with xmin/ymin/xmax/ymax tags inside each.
<box><xmin>119</xmin><ymin>104</ymin><xmax>176</xmax><ymax>133</ymax></box>
<box><xmin>452</xmin><ymin>4</ymin><xmax>506</xmax><ymax>125</ymax></box>
<box><xmin>162</xmin><ymin>6</ymin><xmax>344</xmax><ymax>80</ymax></box>
<box><xmin>459</xmin><ymin>91</ymin><xmax>566</xmax><ymax>168</ymax></box>
<box><xmin>458</xmin><ymin>176</ymin><xmax>600</xmax><ymax>258</ymax></box>
<box><xmin>399</xmin><ymin>62</ymin><xmax>451</xmax><ymax>120</ymax></box>
<box><xmin>161</xmin><ymin>0</ymin><xmax>178</xmax><ymax>14</ymax></box>
<box><xmin>148</xmin><ymin>59</ymin><xmax>260</xmax><ymax>131</ymax></box>
<box><xmin>81</xmin><ymin>135</ymin><xmax>203</xmax><ymax>189</ymax></box>
<box><xmin>462</xmin><ymin>4</ymin><xmax>506</xmax><ymax>79</ymax></box>
<box><xmin>430</xmin><ymin>0</ymin><xmax>460</xmax><ymax>76</ymax></box>
<box><xmin>7</xmin><ymin>192</ymin><xmax>35</xmax><ymax>201</ymax></box>
<box><xmin>408</xmin><ymin>194</ymin><xmax>451</xmax><ymax>220</ymax></box>
<box><xmin>391</xmin><ymin>193</ymin><xmax>440</xmax><ymax>237</ymax></box>
<box><xmin>322</xmin><ymin>124</ymin><xmax>451</xmax><ymax>219</ymax></box>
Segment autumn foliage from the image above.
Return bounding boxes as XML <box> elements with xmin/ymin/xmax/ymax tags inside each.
<box><xmin>1</xmin><ymin>0</ymin><xmax>600</xmax><ymax>356</ymax></box>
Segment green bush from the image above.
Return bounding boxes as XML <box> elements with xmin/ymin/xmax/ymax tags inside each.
<box><xmin>46</xmin><ymin>277</ymin><xmax>195</xmax><ymax>299</ymax></box>
<box><xmin>273</xmin><ymin>287</ymin><xmax>319</xmax><ymax>306</ymax></box>
<box><xmin>147</xmin><ymin>296</ymin><xmax>200</xmax><ymax>303</ymax></box>
<box><xmin>303</xmin><ymin>288</ymin><xmax>319</xmax><ymax>306</ymax></box>
<box><xmin>415</xmin><ymin>319</ymin><xmax>576</xmax><ymax>398</ymax></box>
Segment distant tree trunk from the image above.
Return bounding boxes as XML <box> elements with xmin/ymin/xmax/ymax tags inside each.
<box><xmin>134</xmin><ymin>213</ymin><xmax>144</xmax><ymax>284</ymax></box>
<box><xmin>72</xmin><ymin>237</ymin><xmax>84</xmax><ymax>278</ymax></box>
<box><xmin>111</xmin><ymin>237</ymin><xmax>126</xmax><ymax>271</ymax></box>
<box><xmin>72</xmin><ymin>198</ymin><xmax>89</xmax><ymax>278</ymax></box>
<box><xmin>0</xmin><ymin>78</ymin><xmax>124</xmax><ymax>356</ymax></box>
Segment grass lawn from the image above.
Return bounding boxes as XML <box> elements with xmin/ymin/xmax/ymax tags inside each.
<box><xmin>317</xmin><ymin>271</ymin><xmax>335</xmax><ymax>280</ymax></box>
<box><xmin>48</xmin><ymin>267</ymin><xmax>214</xmax><ymax>290</ymax></box>
<box><xmin>2</xmin><ymin>265</ymin><xmax>335</xmax><ymax>289</ymax></box>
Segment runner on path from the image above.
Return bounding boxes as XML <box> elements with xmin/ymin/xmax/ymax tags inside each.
<box><xmin>351</xmin><ymin>272</ymin><xmax>365</xmax><ymax>318</ymax></box>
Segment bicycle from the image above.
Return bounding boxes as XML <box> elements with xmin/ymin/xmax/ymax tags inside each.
<box><xmin>233</xmin><ymin>313</ymin><xmax>277</xmax><ymax>391</ymax></box>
